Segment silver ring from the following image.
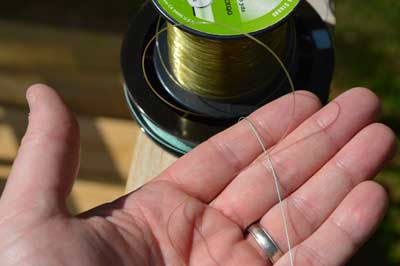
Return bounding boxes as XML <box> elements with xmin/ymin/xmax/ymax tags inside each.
<box><xmin>246</xmin><ymin>223</ymin><xmax>283</xmax><ymax>263</ymax></box>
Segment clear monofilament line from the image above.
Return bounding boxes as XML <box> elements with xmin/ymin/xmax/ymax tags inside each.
<box><xmin>242</xmin><ymin>117</ymin><xmax>294</xmax><ymax>266</ymax></box>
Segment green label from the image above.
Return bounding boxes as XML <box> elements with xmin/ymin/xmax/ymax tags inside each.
<box><xmin>154</xmin><ymin>0</ymin><xmax>301</xmax><ymax>36</ymax></box>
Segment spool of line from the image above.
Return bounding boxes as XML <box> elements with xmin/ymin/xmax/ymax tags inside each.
<box><xmin>152</xmin><ymin>0</ymin><xmax>301</xmax><ymax>113</ymax></box>
<box><xmin>165</xmin><ymin>21</ymin><xmax>289</xmax><ymax>100</ymax></box>
<box><xmin>121</xmin><ymin>0</ymin><xmax>334</xmax><ymax>155</ymax></box>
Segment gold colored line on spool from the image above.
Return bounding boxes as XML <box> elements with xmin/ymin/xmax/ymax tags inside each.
<box><xmin>166</xmin><ymin>22</ymin><xmax>288</xmax><ymax>100</ymax></box>
<box><xmin>142</xmin><ymin>19</ymin><xmax>296</xmax><ymax>117</ymax></box>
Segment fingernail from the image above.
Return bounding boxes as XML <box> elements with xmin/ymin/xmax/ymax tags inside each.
<box><xmin>26</xmin><ymin>89</ymin><xmax>37</xmax><ymax>111</ymax></box>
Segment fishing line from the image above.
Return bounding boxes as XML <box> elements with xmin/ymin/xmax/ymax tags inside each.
<box><xmin>241</xmin><ymin>117</ymin><xmax>294</xmax><ymax>266</ymax></box>
<box><xmin>145</xmin><ymin>19</ymin><xmax>297</xmax><ymax>266</ymax></box>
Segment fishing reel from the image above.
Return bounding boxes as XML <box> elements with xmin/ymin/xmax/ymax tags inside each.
<box><xmin>121</xmin><ymin>0</ymin><xmax>335</xmax><ymax>156</ymax></box>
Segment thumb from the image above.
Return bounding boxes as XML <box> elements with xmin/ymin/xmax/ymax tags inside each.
<box><xmin>1</xmin><ymin>84</ymin><xmax>80</xmax><ymax>215</ymax></box>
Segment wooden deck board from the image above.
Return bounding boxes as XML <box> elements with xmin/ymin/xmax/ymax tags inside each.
<box><xmin>0</xmin><ymin>20</ymin><xmax>129</xmax><ymax>118</ymax></box>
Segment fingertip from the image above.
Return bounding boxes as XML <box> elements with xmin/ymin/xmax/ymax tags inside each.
<box><xmin>341</xmin><ymin>87</ymin><xmax>381</xmax><ymax>117</ymax></box>
<box><xmin>26</xmin><ymin>83</ymin><xmax>69</xmax><ymax>108</ymax></box>
<box><xmin>26</xmin><ymin>84</ymin><xmax>54</xmax><ymax>107</ymax></box>
<box><xmin>352</xmin><ymin>180</ymin><xmax>389</xmax><ymax>224</ymax></box>
<box><xmin>25</xmin><ymin>84</ymin><xmax>79</xmax><ymax>142</ymax></box>
<box><xmin>353</xmin><ymin>87</ymin><xmax>380</xmax><ymax>106</ymax></box>
<box><xmin>349</xmin><ymin>87</ymin><xmax>377</xmax><ymax>97</ymax></box>
<box><xmin>368</xmin><ymin>123</ymin><xmax>397</xmax><ymax>161</ymax></box>
<box><xmin>355</xmin><ymin>181</ymin><xmax>389</xmax><ymax>232</ymax></box>
<box><xmin>295</xmin><ymin>90</ymin><xmax>322</xmax><ymax>108</ymax></box>
<box><xmin>358</xmin><ymin>180</ymin><xmax>389</xmax><ymax>207</ymax></box>
<box><xmin>27</xmin><ymin>83</ymin><xmax>55</xmax><ymax>93</ymax></box>
<box><xmin>330</xmin><ymin>181</ymin><xmax>389</xmax><ymax>249</ymax></box>
<box><xmin>253</xmin><ymin>89</ymin><xmax>323</xmax><ymax>127</ymax></box>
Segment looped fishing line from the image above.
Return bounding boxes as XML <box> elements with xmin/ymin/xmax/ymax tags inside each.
<box><xmin>142</xmin><ymin>18</ymin><xmax>296</xmax><ymax>266</ymax></box>
<box><xmin>166</xmin><ymin>23</ymin><xmax>288</xmax><ymax>100</ymax></box>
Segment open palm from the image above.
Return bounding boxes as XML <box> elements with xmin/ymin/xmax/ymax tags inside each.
<box><xmin>0</xmin><ymin>85</ymin><xmax>395</xmax><ymax>266</ymax></box>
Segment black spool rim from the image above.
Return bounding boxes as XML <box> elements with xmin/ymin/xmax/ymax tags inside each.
<box><xmin>150</xmin><ymin>0</ymin><xmax>306</xmax><ymax>40</ymax></box>
<box><xmin>121</xmin><ymin>1</ymin><xmax>334</xmax><ymax>156</ymax></box>
<box><xmin>123</xmin><ymin>86</ymin><xmax>193</xmax><ymax>156</ymax></box>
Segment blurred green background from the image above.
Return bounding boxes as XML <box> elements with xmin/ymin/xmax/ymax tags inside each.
<box><xmin>0</xmin><ymin>0</ymin><xmax>399</xmax><ymax>264</ymax></box>
<box><xmin>334</xmin><ymin>1</ymin><xmax>400</xmax><ymax>265</ymax></box>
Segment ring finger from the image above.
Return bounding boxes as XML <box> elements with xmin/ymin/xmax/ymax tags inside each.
<box><xmin>249</xmin><ymin>123</ymin><xmax>395</xmax><ymax>263</ymax></box>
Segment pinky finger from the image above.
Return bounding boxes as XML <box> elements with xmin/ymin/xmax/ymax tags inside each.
<box><xmin>275</xmin><ymin>181</ymin><xmax>388</xmax><ymax>266</ymax></box>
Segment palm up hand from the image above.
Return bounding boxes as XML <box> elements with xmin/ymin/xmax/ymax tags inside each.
<box><xmin>0</xmin><ymin>84</ymin><xmax>395</xmax><ymax>266</ymax></box>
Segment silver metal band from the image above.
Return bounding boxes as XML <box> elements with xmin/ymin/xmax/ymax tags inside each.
<box><xmin>247</xmin><ymin>223</ymin><xmax>283</xmax><ymax>263</ymax></box>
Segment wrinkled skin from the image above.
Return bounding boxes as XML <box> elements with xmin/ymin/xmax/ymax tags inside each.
<box><xmin>0</xmin><ymin>84</ymin><xmax>395</xmax><ymax>266</ymax></box>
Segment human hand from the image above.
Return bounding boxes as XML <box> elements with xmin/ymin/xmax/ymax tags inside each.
<box><xmin>0</xmin><ymin>85</ymin><xmax>395</xmax><ymax>266</ymax></box>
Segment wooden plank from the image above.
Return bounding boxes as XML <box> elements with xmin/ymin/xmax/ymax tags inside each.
<box><xmin>67</xmin><ymin>179</ymin><xmax>125</xmax><ymax>214</ymax></box>
<box><xmin>307</xmin><ymin>0</ymin><xmax>336</xmax><ymax>25</ymax></box>
<box><xmin>0</xmin><ymin>1</ymin><xmax>142</xmax><ymax>33</ymax></box>
<box><xmin>0</xmin><ymin>104</ymin><xmax>138</xmax><ymax>212</ymax></box>
<box><xmin>0</xmin><ymin>20</ymin><xmax>130</xmax><ymax>118</ymax></box>
<box><xmin>79</xmin><ymin>116</ymin><xmax>139</xmax><ymax>184</ymax></box>
<box><xmin>0</xmin><ymin>175</ymin><xmax>126</xmax><ymax>214</ymax></box>
<box><xmin>126</xmin><ymin>130</ymin><xmax>177</xmax><ymax>192</ymax></box>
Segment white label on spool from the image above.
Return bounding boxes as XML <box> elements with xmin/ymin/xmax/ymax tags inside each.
<box><xmin>194</xmin><ymin>6</ymin><xmax>215</xmax><ymax>22</ymax></box>
<box><xmin>157</xmin><ymin>0</ymin><xmax>302</xmax><ymax>36</ymax></box>
<box><xmin>237</xmin><ymin>0</ymin><xmax>282</xmax><ymax>21</ymax></box>
<box><xmin>187</xmin><ymin>0</ymin><xmax>213</xmax><ymax>8</ymax></box>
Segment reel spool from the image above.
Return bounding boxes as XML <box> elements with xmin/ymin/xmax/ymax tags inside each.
<box><xmin>121</xmin><ymin>0</ymin><xmax>334</xmax><ymax>156</ymax></box>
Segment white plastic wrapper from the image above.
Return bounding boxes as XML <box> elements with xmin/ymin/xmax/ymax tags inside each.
<box><xmin>307</xmin><ymin>0</ymin><xmax>336</xmax><ymax>25</ymax></box>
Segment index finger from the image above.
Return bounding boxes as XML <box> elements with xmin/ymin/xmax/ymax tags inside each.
<box><xmin>156</xmin><ymin>91</ymin><xmax>321</xmax><ymax>202</ymax></box>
